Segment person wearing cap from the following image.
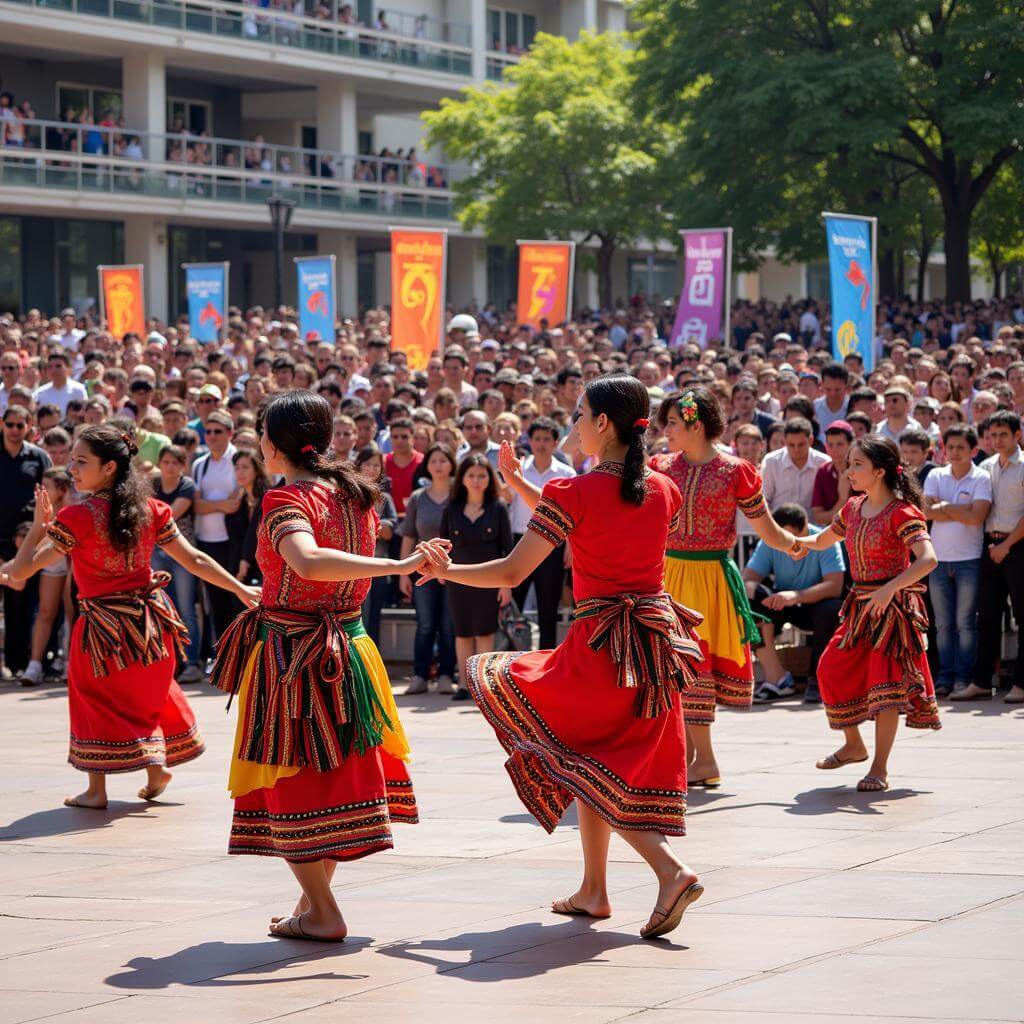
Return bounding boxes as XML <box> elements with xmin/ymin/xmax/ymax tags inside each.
<box><xmin>447</xmin><ymin>313</ymin><xmax>478</xmax><ymax>348</ymax></box>
<box><xmin>876</xmin><ymin>385</ymin><xmax>920</xmax><ymax>444</ymax></box>
<box><xmin>34</xmin><ymin>350</ymin><xmax>86</xmax><ymax>417</ymax></box>
<box><xmin>188</xmin><ymin>383</ymin><xmax>224</xmax><ymax>445</ymax></box>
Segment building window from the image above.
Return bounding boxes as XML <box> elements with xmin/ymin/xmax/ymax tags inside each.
<box><xmin>167</xmin><ymin>98</ymin><xmax>212</xmax><ymax>135</ymax></box>
<box><xmin>628</xmin><ymin>256</ymin><xmax>679</xmax><ymax>303</ymax></box>
<box><xmin>805</xmin><ymin>260</ymin><xmax>830</xmax><ymax>301</ymax></box>
<box><xmin>487</xmin><ymin>244</ymin><xmax>516</xmax><ymax>313</ymax></box>
<box><xmin>487</xmin><ymin>7</ymin><xmax>536</xmax><ymax>53</ymax></box>
<box><xmin>57</xmin><ymin>83</ymin><xmax>122</xmax><ymax>123</ymax></box>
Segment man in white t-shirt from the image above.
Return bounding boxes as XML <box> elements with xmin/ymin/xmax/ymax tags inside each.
<box><xmin>34</xmin><ymin>350</ymin><xmax>87</xmax><ymax>416</ymax></box>
<box><xmin>192</xmin><ymin>410</ymin><xmax>239</xmax><ymax>643</ymax></box>
<box><xmin>48</xmin><ymin>309</ymin><xmax>84</xmax><ymax>351</ymax></box>
<box><xmin>923</xmin><ymin>424</ymin><xmax>992</xmax><ymax>697</ymax></box>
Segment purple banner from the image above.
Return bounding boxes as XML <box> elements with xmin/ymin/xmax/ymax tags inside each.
<box><xmin>669</xmin><ymin>231</ymin><xmax>726</xmax><ymax>349</ymax></box>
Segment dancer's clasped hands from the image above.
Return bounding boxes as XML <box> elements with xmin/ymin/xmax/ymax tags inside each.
<box><xmin>401</xmin><ymin>538</ymin><xmax>451</xmax><ymax>578</ymax></box>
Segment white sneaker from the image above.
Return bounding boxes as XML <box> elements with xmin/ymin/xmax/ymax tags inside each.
<box><xmin>436</xmin><ymin>674</ymin><xmax>457</xmax><ymax>694</ymax></box>
<box><xmin>20</xmin><ymin>662</ymin><xmax>43</xmax><ymax>687</ymax></box>
<box><xmin>405</xmin><ymin>675</ymin><xmax>429</xmax><ymax>695</ymax></box>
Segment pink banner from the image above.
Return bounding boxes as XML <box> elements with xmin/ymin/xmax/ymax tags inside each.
<box><xmin>669</xmin><ymin>231</ymin><xmax>726</xmax><ymax>349</ymax></box>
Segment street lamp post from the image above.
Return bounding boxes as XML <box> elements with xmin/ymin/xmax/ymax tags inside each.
<box><xmin>266</xmin><ymin>196</ymin><xmax>296</xmax><ymax>313</ymax></box>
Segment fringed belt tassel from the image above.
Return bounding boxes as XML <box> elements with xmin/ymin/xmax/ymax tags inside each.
<box><xmin>209</xmin><ymin>605</ymin><xmax>391</xmax><ymax>771</ymax></box>
<box><xmin>572</xmin><ymin>593</ymin><xmax>704</xmax><ymax>718</ymax></box>
<box><xmin>78</xmin><ymin>571</ymin><xmax>189</xmax><ymax>676</ymax></box>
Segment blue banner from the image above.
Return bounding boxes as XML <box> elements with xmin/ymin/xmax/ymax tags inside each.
<box><xmin>824</xmin><ymin>215</ymin><xmax>875</xmax><ymax>371</ymax></box>
<box><xmin>295</xmin><ymin>255</ymin><xmax>336</xmax><ymax>343</ymax></box>
<box><xmin>184</xmin><ymin>262</ymin><xmax>228</xmax><ymax>343</ymax></box>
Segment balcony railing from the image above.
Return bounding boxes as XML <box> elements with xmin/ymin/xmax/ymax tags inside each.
<box><xmin>485</xmin><ymin>50</ymin><xmax>520</xmax><ymax>81</ymax></box>
<box><xmin>5</xmin><ymin>0</ymin><xmax>474</xmax><ymax>76</ymax></box>
<box><xmin>0</xmin><ymin>119</ymin><xmax>457</xmax><ymax>222</ymax></box>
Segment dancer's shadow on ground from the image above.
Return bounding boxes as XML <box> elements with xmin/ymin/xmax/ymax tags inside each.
<box><xmin>105</xmin><ymin>938</ymin><xmax>372</xmax><ymax>990</ymax></box>
<box><xmin>786</xmin><ymin>784</ymin><xmax>928</xmax><ymax>817</ymax></box>
<box><xmin>378</xmin><ymin>918</ymin><xmax>686</xmax><ymax>979</ymax></box>
<box><xmin>0</xmin><ymin>802</ymin><xmax>170</xmax><ymax>842</ymax></box>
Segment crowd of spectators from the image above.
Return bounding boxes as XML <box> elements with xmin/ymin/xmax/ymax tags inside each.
<box><xmin>1</xmin><ymin>291</ymin><xmax>1023</xmax><ymax>708</ymax></box>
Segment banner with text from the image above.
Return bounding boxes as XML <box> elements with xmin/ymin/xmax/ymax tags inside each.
<box><xmin>295</xmin><ymin>255</ymin><xmax>336</xmax><ymax>342</ymax></box>
<box><xmin>390</xmin><ymin>228</ymin><xmax>446</xmax><ymax>371</ymax></box>
<box><xmin>516</xmin><ymin>241</ymin><xmax>575</xmax><ymax>329</ymax></box>
<box><xmin>98</xmin><ymin>264</ymin><xmax>146</xmax><ymax>340</ymax></box>
<box><xmin>184</xmin><ymin>262</ymin><xmax>229</xmax><ymax>343</ymax></box>
<box><xmin>824</xmin><ymin>214</ymin><xmax>875</xmax><ymax>371</ymax></box>
<box><xmin>669</xmin><ymin>230</ymin><xmax>727</xmax><ymax>349</ymax></box>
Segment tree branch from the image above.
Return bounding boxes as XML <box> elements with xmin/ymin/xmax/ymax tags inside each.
<box><xmin>968</xmin><ymin>145</ymin><xmax>1021</xmax><ymax>213</ymax></box>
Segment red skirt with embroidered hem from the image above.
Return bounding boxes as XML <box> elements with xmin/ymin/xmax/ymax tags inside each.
<box><xmin>817</xmin><ymin>624</ymin><xmax>941</xmax><ymax>731</ymax></box>
<box><xmin>228</xmin><ymin>750</ymin><xmax>417</xmax><ymax>862</ymax></box>
<box><xmin>466</xmin><ymin>626</ymin><xmax>688</xmax><ymax>836</ymax></box>
<box><xmin>67</xmin><ymin>622</ymin><xmax>204</xmax><ymax>773</ymax></box>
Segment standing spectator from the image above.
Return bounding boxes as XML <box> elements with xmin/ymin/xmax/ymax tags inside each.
<box><xmin>441</xmin><ymin>454</ymin><xmax>513</xmax><ymax>701</ymax></box>
<box><xmin>0</xmin><ymin>352</ymin><xmax>21</xmax><ymax>415</ymax></box>
<box><xmin>226</xmin><ymin>448</ymin><xmax>270</xmax><ymax>586</ymax></box>
<box><xmin>152</xmin><ymin>443</ymin><xmax>202</xmax><ymax>682</ymax></box>
<box><xmin>923</xmin><ymin>425</ymin><xmax>992</xmax><ymax>698</ymax></box>
<box><xmin>459</xmin><ymin>409</ymin><xmax>500</xmax><ymax>467</ymax></box>
<box><xmin>956</xmin><ymin>411</ymin><xmax>1024</xmax><ymax>703</ymax></box>
<box><xmin>34</xmin><ymin>350</ymin><xmax>86</xmax><ymax>416</ymax></box>
<box><xmin>383</xmin><ymin>417</ymin><xmax>423</xmax><ymax>515</ymax></box>
<box><xmin>761</xmin><ymin>417</ymin><xmax>829</xmax><ymax>513</ymax></box>
<box><xmin>191</xmin><ymin>409</ymin><xmax>239</xmax><ymax>645</ymax></box>
<box><xmin>814</xmin><ymin>363</ymin><xmax>850</xmax><ymax>439</ymax></box>
<box><xmin>745</xmin><ymin>503</ymin><xmax>844</xmax><ymax>703</ymax></box>
<box><xmin>730</xmin><ymin>378</ymin><xmax>777</xmax><ymax>439</ymax></box>
<box><xmin>811</xmin><ymin>420</ymin><xmax>853</xmax><ymax>526</ymax></box>
<box><xmin>899</xmin><ymin>427</ymin><xmax>938</xmax><ymax>486</ymax></box>
<box><xmin>400</xmin><ymin>443</ymin><xmax>457</xmax><ymax>695</ymax></box>
<box><xmin>875</xmin><ymin>385</ymin><xmax>919</xmax><ymax>443</ymax></box>
<box><xmin>441</xmin><ymin>345</ymin><xmax>478</xmax><ymax>409</ymax></box>
<box><xmin>355</xmin><ymin>444</ymin><xmax>398</xmax><ymax>645</ymax></box>
<box><xmin>0</xmin><ymin>405</ymin><xmax>50</xmax><ymax>678</ymax></box>
<box><xmin>48</xmin><ymin>309</ymin><xmax>84</xmax><ymax>351</ymax></box>
<box><xmin>331</xmin><ymin>414</ymin><xmax>356</xmax><ymax>461</ymax></box>
<box><xmin>503</xmin><ymin>418</ymin><xmax>575</xmax><ymax>648</ymax></box>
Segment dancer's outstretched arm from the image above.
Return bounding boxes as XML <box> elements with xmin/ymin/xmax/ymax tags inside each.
<box><xmin>280</xmin><ymin>532</ymin><xmax>450</xmax><ymax>583</ymax></box>
<box><xmin>161</xmin><ymin>534</ymin><xmax>262</xmax><ymax>607</ymax></box>
<box><xmin>417</xmin><ymin>531</ymin><xmax>550</xmax><ymax>590</ymax></box>
<box><xmin>748</xmin><ymin>508</ymin><xmax>800</xmax><ymax>554</ymax></box>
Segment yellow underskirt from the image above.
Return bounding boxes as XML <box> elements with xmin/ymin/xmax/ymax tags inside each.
<box><xmin>663</xmin><ymin>555</ymin><xmax>746</xmax><ymax>667</ymax></box>
<box><xmin>228</xmin><ymin>634</ymin><xmax>411</xmax><ymax>799</ymax></box>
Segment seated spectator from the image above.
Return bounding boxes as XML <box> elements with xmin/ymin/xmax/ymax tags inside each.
<box><xmin>744</xmin><ymin>502</ymin><xmax>845</xmax><ymax>703</ymax></box>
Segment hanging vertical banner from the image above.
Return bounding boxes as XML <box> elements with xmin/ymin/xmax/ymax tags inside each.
<box><xmin>390</xmin><ymin>228</ymin><xmax>447</xmax><ymax>371</ymax></box>
<box><xmin>183</xmin><ymin>262</ymin><xmax>229</xmax><ymax>343</ymax></box>
<box><xmin>516</xmin><ymin>240</ymin><xmax>575</xmax><ymax>329</ymax></box>
<box><xmin>98</xmin><ymin>264</ymin><xmax>146</xmax><ymax>339</ymax></box>
<box><xmin>669</xmin><ymin>229</ymin><xmax>731</xmax><ymax>349</ymax></box>
<box><xmin>823</xmin><ymin>212</ymin><xmax>877</xmax><ymax>371</ymax></box>
<box><xmin>294</xmin><ymin>254</ymin><xmax>337</xmax><ymax>342</ymax></box>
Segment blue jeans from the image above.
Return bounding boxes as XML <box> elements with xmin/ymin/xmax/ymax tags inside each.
<box><xmin>411</xmin><ymin>577</ymin><xmax>456</xmax><ymax>679</ymax></box>
<box><xmin>928</xmin><ymin>558</ymin><xmax>981</xmax><ymax>686</ymax></box>
<box><xmin>153</xmin><ymin>548</ymin><xmax>200</xmax><ymax>666</ymax></box>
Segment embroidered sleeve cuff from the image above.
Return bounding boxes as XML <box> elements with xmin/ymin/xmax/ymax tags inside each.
<box><xmin>265</xmin><ymin>507</ymin><xmax>314</xmax><ymax>552</ymax></box>
<box><xmin>896</xmin><ymin>519</ymin><xmax>928</xmax><ymax>548</ymax></box>
<box><xmin>737</xmin><ymin>490</ymin><xmax>767</xmax><ymax>520</ymax></box>
<box><xmin>155</xmin><ymin>519</ymin><xmax>180</xmax><ymax>547</ymax></box>
<box><xmin>527</xmin><ymin>495</ymin><xmax>575</xmax><ymax>547</ymax></box>
<box><xmin>46</xmin><ymin>521</ymin><xmax>78</xmax><ymax>554</ymax></box>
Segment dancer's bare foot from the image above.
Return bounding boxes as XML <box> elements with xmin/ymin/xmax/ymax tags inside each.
<box><xmin>64</xmin><ymin>790</ymin><xmax>108</xmax><ymax>809</ymax></box>
<box><xmin>138</xmin><ymin>766</ymin><xmax>172</xmax><ymax>801</ymax></box>
<box><xmin>551</xmin><ymin>889</ymin><xmax>612</xmax><ymax>919</ymax></box>
<box><xmin>270</xmin><ymin>893</ymin><xmax>311</xmax><ymax>927</ymax></box>
<box><xmin>641</xmin><ymin>866</ymin><xmax>701</xmax><ymax>940</ymax></box>
<box><xmin>269</xmin><ymin>908</ymin><xmax>347</xmax><ymax>942</ymax></box>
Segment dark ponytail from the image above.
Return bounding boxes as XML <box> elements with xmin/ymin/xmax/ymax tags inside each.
<box><xmin>852</xmin><ymin>435</ymin><xmax>924</xmax><ymax>510</ymax></box>
<box><xmin>261</xmin><ymin>390</ymin><xmax>379</xmax><ymax>511</ymax></box>
<box><xmin>584</xmin><ymin>374</ymin><xmax>650</xmax><ymax>506</ymax></box>
<box><xmin>79</xmin><ymin>422</ymin><xmax>150</xmax><ymax>551</ymax></box>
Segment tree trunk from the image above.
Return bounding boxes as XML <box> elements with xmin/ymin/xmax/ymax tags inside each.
<box><xmin>597</xmin><ymin>238</ymin><xmax>615</xmax><ymax>310</ymax></box>
<box><xmin>985</xmin><ymin>245</ymin><xmax>1004</xmax><ymax>299</ymax></box>
<box><xmin>942</xmin><ymin>204</ymin><xmax>973</xmax><ymax>302</ymax></box>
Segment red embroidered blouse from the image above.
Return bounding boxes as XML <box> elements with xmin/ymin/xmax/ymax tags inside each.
<box><xmin>46</xmin><ymin>496</ymin><xmax>178</xmax><ymax>598</ymax></box>
<box><xmin>258</xmin><ymin>481</ymin><xmax>378</xmax><ymax>612</ymax></box>
<box><xmin>830</xmin><ymin>496</ymin><xmax>929</xmax><ymax>582</ymax></box>
<box><xmin>649</xmin><ymin>451</ymin><xmax>766</xmax><ymax>551</ymax></box>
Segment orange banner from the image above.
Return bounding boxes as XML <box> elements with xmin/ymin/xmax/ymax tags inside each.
<box><xmin>517</xmin><ymin>241</ymin><xmax>574</xmax><ymax>329</ymax></box>
<box><xmin>390</xmin><ymin>229</ymin><xmax>447</xmax><ymax>371</ymax></box>
<box><xmin>99</xmin><ymin>265</ymin><xmax>146</xmax><ymax>339</ymax></box>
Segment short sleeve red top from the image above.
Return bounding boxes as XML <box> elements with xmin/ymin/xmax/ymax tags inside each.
<box><xmin>527</xmin><ymin>463</ymin><xmax>681</xmax><ymax>601</ymax></box>
<box><xmin>257</xmin><ymin>481</ymin><xmax>378</xmax><ymax>612</ymax></box>
<box><xmin>46</xmin><ymin>495</ymin><xmax>178</xmax><ymax>598</ymax></box>
<box><xmin>830</xmin><ymin>496</ymin><xmax>929</xmax><ymax>582</ymax></box>
<box><xmin>650</xmin><ymin>450</ymin><xmax>766</xmax><ymax>551</ymax></box>
<box><xmin>385</xmin><ymin>451</ymin><xmax>425</xmax><ymax>514</ymax></box>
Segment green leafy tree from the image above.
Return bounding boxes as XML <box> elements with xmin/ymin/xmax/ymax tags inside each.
<box><xmin>971</xmin><ymin>158</ymin><xmax>1024</xmax><ymax>297</ymax></box>
<box><xmin>632</xmin><ymin>0</ymin><xmax>1024</xmax><ymax>301</ymax></box>
<box><xmin>425</xmin><ymin>31</ymin><xmax>669</xmax><ymax>308</ymax></box>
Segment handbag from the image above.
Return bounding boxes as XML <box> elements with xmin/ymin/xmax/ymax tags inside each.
<box><xmin>498</xmin><ymin>597</ymin><xmax>533</xmax><ymax>652</ymax></box>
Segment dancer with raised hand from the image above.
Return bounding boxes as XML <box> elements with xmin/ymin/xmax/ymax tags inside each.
<box><xmin>792</xmin><ymin>436</ymin><xmax>940</xmax><ymax>792</ymax></box>
<box><xmin>4</xmin><ymin>425</ymin><xmax>259</xmax><ymax>809</ymax></box>
<box><xmin>209</xmin><ymin>391</ymin><xmax>448</xmax><ymax>944</ymax></box>
<box><xmin>650</xmin><ymin>388</ymin><xmax>802</xmax><ymax>788</ymax></box>
<box><xmin>424</xmin><ymin>375</ymin><xmax>705</xmax><ymax>941</ymax></box>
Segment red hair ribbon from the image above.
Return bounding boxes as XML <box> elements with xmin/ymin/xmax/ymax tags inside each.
<box><xmin>301</xmin><ymin>444</ymin><xmax>317</xmax><ymax>454</ymax></box>
<box><xmin>634</xmin><ymin>417</ymin><xmax>650</xmax><ymax>429</ymax></box>
<box><xmin>897</xmin><ymin>465</ymin><xmax>904</xmax><ymax>478</ymax></box>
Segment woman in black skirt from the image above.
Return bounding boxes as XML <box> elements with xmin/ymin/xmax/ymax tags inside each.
<box><xmin>442</xmin><ymin>453</ymin><xmax>513</xmax><ymax>700</ymax></box>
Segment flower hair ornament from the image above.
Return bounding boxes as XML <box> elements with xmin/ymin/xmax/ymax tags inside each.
<box><xmin>300</xmin><ymin>444</ymin><xmax>317</xmax><ymax>454</ymax></box>
<box><xmin>896</xmin><ymin>465</ymin><xmax>905</xmax><ymax>478</ymax></box>
<box><xmin>676</xmin><ymin>393</ymin><xmax>699</xmax><ymax>425</ymax></box>
<box><xmin>120</xmin><ymin>431</ymin><xmax>139</xmax><ymax>457</ymax></box>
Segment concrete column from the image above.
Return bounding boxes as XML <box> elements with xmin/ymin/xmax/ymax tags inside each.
<box><xmin>560</xmin><ymin>0</ymin><xmax>598</xmax><ymax>38</ymax></box>
<box><xmin>447</xmin><ymin>0</ymin><xmax>486</xmax><ymax>81</ymax></box>
<box><xmin>122</xmin><ymin>52</ymin><xmax>165</xmax><ymax>160</ymax></box>
<box><xmin>318</xmin><ymin>229</ymin><xmax>359</xmax><ymax>319</ymax></box>
<box><xmin>124</xmin><ymin>215</ymin><xmax>169</xmax><ymax>325</ymax></box>
<box><xmin>448</xmin><ymin>236</ymin><xmax>486</xmax><ymax>310</ymax></box>
<box><xmin>578</xmin><ymin>265</ymin><xmax>600</xmax><ymax>312</ymax></box>
<box><xmin>317</xmin><ymin>79</ymin><xmax>358</xmax><ymax>178</ymax></box>
<box><xmin>374</xmin><ymin>251</ymin><xmax>392</xmax><ymax>312</ymax></box>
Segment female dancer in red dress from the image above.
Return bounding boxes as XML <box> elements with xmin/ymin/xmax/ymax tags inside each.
<box><xmin>420</xmin><ymin>375</ymin><xmax>706</xmax><ymax>940</ymax></box>
<box><xmin>210</xmin><ymin>391</ymin><xmax>447</xmax><ymax>943</ymax></box>
<box><xmin>5</xmin><ymin>425</ymin><xmax>258</xmax><ymax>809</ymax></box>
<box><xmin>650</xmin><ymin>388</ymin><xmax>801</xmax><ymax>787</ymax></box>
<box><xmin>792</xmin><ymin>436</ymin><xmax>940</xmax><ymax>792</ymax></box>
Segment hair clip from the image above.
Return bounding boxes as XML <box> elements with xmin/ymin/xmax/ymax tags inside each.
<box><xmin>634</xmin><ymin>417</ymin><xmax>650</xmax><ymax>429</ymax></box>
<box><xmin>677</xmin><ymin>393</ymin><xmax>699</xmax><ymax>424</ymax></box>
<box><xmin>300</xmin><ymin>444</ymin><xmax>317</xmax><ymax>454</ymax></box>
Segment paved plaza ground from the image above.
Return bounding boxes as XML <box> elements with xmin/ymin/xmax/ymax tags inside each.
<box><xmin>1</xmin><ymin>675</ymin><xmax>1023</xmax><ymax>1024</ymax></box>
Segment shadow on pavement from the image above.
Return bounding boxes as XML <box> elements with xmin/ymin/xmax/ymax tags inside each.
<box><xmin>0</xmin><ymin>802</ymin><xmax>160</xmax><ymax>842</ymax></box>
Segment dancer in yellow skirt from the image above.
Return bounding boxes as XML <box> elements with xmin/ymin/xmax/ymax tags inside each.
<box><xmin>651</xmin><ymin>388</ymin><xmax>801</xmax><ymax>787</ymax></box>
